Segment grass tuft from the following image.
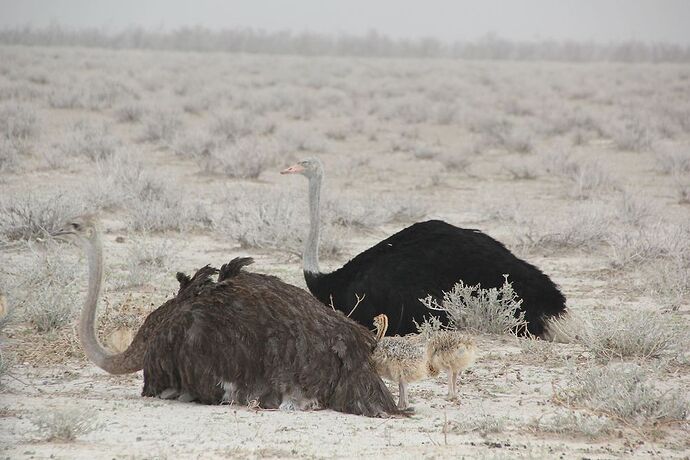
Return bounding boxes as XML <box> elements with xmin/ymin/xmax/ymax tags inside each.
<box><xmin>32</xmin><ymin>408</ymin><xmax>100</xmax><ymax>442</ymax></box>
<box><xmin>555</xmin><ymin>362</ymin><xmax>688</xmax><ymax>425</ymax></box>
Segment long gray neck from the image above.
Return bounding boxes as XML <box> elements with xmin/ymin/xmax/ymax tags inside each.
<box><xmin>304</xmin><ymin>171</ymin><xmax>323</xmax><ymax>275</ymax></box>
<box><xmin>79</xmin><ymin>232</ymin><xmax>115</xmax><ymax>370</ymax></box>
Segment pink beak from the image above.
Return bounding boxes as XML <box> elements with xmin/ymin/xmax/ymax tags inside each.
<box><xmin>281</xmin><ymin>164</ymin><xmax>304</xmax><ymax>174</ymax></box>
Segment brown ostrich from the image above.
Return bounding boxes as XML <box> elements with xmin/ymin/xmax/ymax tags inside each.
<box><xmin>52</xmin><ymin>215</ymin><xmax>400</xmax><ymax>417</ymax></box>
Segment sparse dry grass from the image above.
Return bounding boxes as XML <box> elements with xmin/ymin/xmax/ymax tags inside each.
<box><xmin>555</xmin><ymin>362</ymin><xmax>688</xmax><ymax>425</ymax></box>
<box><xmin>574</xmin><ymin>312</ymin><xmax>680</xmax><ymax>360</ymax></box>
<box><xmin>32</xmin><ymin>408</ymin><xmax>100</xmax><ymax>442</ymax></box>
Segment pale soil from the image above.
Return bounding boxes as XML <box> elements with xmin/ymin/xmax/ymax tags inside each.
<box><xmin>1</xmin><ymin>45</ymin><xmax>689</xmax><ymax>459</ymax></box>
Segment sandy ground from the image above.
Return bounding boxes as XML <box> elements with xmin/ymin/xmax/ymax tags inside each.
<box><xmin>1</xmin><ymin>45</ymin><xmax>689</xmax><ymax>458</ymax></box>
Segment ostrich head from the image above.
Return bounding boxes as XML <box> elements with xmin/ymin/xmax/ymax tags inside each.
<box><xmin>52</xmin><ymin>215</ymin><xmax>99</xmax><ymax>247</ymax></box>
<box><xmin>280</xmin><ymin>157</ymin><xmax>323</xmax><ymax>179</ymax></box>
<box><xmin>373</xmin><ymin>314</ymin><xmax>389</xmax><ymax>340</ymax></box>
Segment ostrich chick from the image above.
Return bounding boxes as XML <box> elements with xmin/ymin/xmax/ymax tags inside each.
<box><xmin>427</xmin><ymin>331</ymin><xmax>477</xmax><ymax>400</ymax></box>
<box><xmin>372</xmin><ymin>314</ymin><xmax>434</xmax><ymax>409</ymax></box>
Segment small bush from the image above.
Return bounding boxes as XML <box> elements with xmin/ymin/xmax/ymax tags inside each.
<box><xmin>0</xmin><ymin>137</ymin><xmax>28</xmax><ymax>172</ymax></box>
<box><xmin>0</xmin><ymin>103</ymin><xmax>37</xmax><ymax>140</ymax></box>
<box><xmin>421</xmin><ymin>275</ymin><xmax>527</xmax><ymax>335</ymax></box>
<box><xmin>12</xmin><ymin>244</ymin><xmax>81</xmax><ymax>333</ymax></box>
<box><xmin>609</xmin><ymin>116</ymin><xmax>654</xmax><ymax>152</ymax></box>
<box><xmin>32</xmin><ymin>408</ymin><xmax>100</xmax><ymax>442</ymax></box>
<box><xmin>196</xmin><ymin>138</ymin><xmax>280</xmax><ymax>179</ymax></box>
<box><xmin>0</xmin><ymin>193</ymin><xmax>85</xmax><ymax>242</ymax></box>
<box><xmin>140</xmin><ymin>110</ymin><xmax>182</xmax><ymax>143</ymax></box>
<box><xmin>451</xmin><ymin>412</ymin><xmax>512</xmax><ymax>435</ymax></box>
<box><xmin>324</xmin><ymin>194</ymin><xmax>427</xmax><ymax>229</ymax></box>
<box><xmin>533</xmin><ymin>411</ymin><xmax>613</xmax><ymax>439</ymax></box>
<box><xmin>118</xmin><ymin>238</ymin><xmax>175</xmax><ymax>288</ymax></box>
<box><xmin>114</xmin><ymin>103</ymin><xmax>145</xmax><ymax>123</ymax></box>
<box><xmin>655</xmin><ymin>148</ymin><xmax>690</xmax><ymax>175</ymax></box>
<box><xmin>58</xmin><ymin>121</ymin><xmax>118</xmax><ymax>161</ymax></box>
<box><xmin>219</xmin><ymin>187</ymin><xmax>343</xmax><ymax>257</ymax></box>
<box><xmin>575</xmin><ymin>312</ymin><xmax>679</xmax><ymax>359</ymax></box>
<box><xmin>555</xmin><ymin>362</ymin><xmax>688</xmax><ymax>424</ymax></box>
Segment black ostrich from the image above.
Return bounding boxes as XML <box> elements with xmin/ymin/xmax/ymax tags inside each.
<box><xmin>281</xmin><ymin>158</ymin><xmax>567</xmax><ymax>337</ymax></box>
<box><xmin>52</xmin><ymin>215</ymin><xmax>400</xmax><ymax>417</ymax></box>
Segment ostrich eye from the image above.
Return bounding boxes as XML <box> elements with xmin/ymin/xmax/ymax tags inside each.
<box><xmin>71</xmin><ymin>222</ymin><xmax>81</xmax><ymax>231</ymax></box>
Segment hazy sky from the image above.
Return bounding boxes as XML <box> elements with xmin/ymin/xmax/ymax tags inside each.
<box><xmin>1</xmin><ymin>0</ymin><xmax>689</xmax><ymax>44</ymax></box>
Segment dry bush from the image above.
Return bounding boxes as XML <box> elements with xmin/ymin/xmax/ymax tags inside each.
<box><xmin>566</xmin><ymin>161</ymin><xmax>617</xmax><ymax>199</ymax></box>
<box><xmin>673</xmin><ymin>175</ymin><xmax>690</xmax><ymax>204</ymax></box>
<box><xmin>196</xmin><ymin>137</ymin><xmax>281</xmax><ymax>179</ymax></box>
<box><xmin>114</xmin><ymin>103</ymin><xmax>145</xmax><ymax>123</ymax></box>
<box><xmin>439</xmin><ymin>152</ymin><xmax>472</xmax><ymax>172</ymax></box>
<box><xmin>324</xmin><ymin>194</ymin><xmax>427</xmax><ymax>229</ymax></box>
<box><xmin>0</xmin><ymin>103</ymin><xmax>37</xmax><ymax>140</ymax></box>
<box><xmin>278</xmin><ymin>128</ymin><xmax>328</xmax><ymax>153</ymax></box>
<box><xmin>128</xmin><ymin>191</ymin><xmax>211</xmax><ymax>233</ymax></box>
<box><xmin>504</xmin><ymin>159</ymin><xmax>539</xmax><ymax>180</ymax></box>
<box><xmin>210</xmin><ymin>111</ymin><xmax>274</xmax><ymax>141</ymax></box>
<box><xmin>615</xmin><ymin>192</ymin><xmax>654</xmax><ymax>227</ymax></box>
<box><xmin>575</xmin><ymin>312</ymin><xmax>679</xmax><ymax>360</ymax></box>
<box><xmin>117</xmin><ymin>238</ymin><xmax>176</xmax><ymax>288</ymax></box>
<box><xmin>518</xmin><ymin>204</ymin><xmax>613</xmax><ymax>251</ymax></box>
<box><xmin>606</xmin><ymin>222</ymin><xmax>689</xmax><ymax>269</ymax></box>
<box><xmin>219</xmin><ymin>187</ymin><xmax>343</xmax><ymax>257</ymax></box>
<box><xmin>644</xmin><ymin>255</ymin><xmax>690</xmax><ymax>310</ymax></box>
<box><xmin>608</xmin><ymin>116</ymin><xmax>655</xmax><ymax>152</ymax></box>
<box><xmin>555</xmin><ymin>362</ymin><xmax>688</xmax><ymax>425</ymax></box>
<box><xmin>655</xmin><ymin>148</ymin><xmax>690</xmax><ymax>175</ymax></box>
<box><xmin>140</xmin><ymin>110</ymin><xmax>182</xmax><ymax>143</ymax></box>
<box><xmin>532</xmin><ymin>411</ymin><xmax>613</xmax><ymax>439</ymax></box>
<box><xmin>451</xmin><ymin>412</ymin><xmax>513</xmax><ymax>435</ymax></box>
<box><xmin>0</xmin><ymin>192</ymin><xmax>86</xmax><ymax>242</ymax></box>
<box><xmin>32</xmin><ymin>408</ymin><xmax>100</xmax><ymax>442</ymax></box>
<box><xmin>0</xmin><ymin>137</ymin><xmax>28</xmax><ymax>172</ymax></box>
<box><xmin>8</xmin><ymin>243</ymin><xmax>81</xmax><ymax>333</ymax></box>
<box><xmin>58</xmin><ymin>121</ymin><xmax>119</xmax><ymax>161</ymax></box>
<box><xmin>543</xmin><ymin>151</ymin><xmax>617</xmax><ymax>199</ymax></box>
<box><xmin>422</xmin><ymin>275</ymin><xmax>527</xmax><ymax>335</ymax></box>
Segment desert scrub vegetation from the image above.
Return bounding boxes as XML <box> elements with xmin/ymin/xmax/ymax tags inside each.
<box><xmin>0</xmin><ymin>193</ymin><xmax>85</xmax><ymax>242</ymax></box>
<box><xmin>31</xmin><ymin>408</ymin><xmax>100</xmax><ymax>442</ymax></box>
<box><xmin>5</xmin><ymin>243</ymin><xmax>81</xmax><ymax>333</ymax></box>
<box><xmin>0</xmin><ymin>137</ymin><xmax>28</xmax><ymax>172</ymax></box>
<box><xmin>555</xmin><ymin>362</ymin><xmax>688</xmax><ymax>425</ymax></box>
<box><xmin>195</xmin><ymin>137</ymin><xmax>281</xmax><ymax>179</ymax></box>
<box><xmin>219</xmin><ymin>187</ymin><xmax>343</xmax><ymax>257</ymax></box>
<box><xmin>323</xmin><ymin>193</ymin><xmax>427</xmax><ymax>229</ymax></box>
<box><xmin>421</xmin><ymin>275</ymin><xmax>527</xmax><ymax>335</ymax></box>
<box><xmin>655</xmin><ymin>147</ymin><xmax>690</xmax><ymax>175</ymax></box>
<box><xmin>608</xmin><ymin>116</ymin><xmax>655</xmax><ymax>152</ymax></box>
<box><xmin>532</xmin><ymin>411</ymin><xmax>613</xmax><ymax>439</ymax></box>
<box><xmin>58</xmin><ymin>121</ymin><xmax>119</xmax><ymax>161</ymax></box>
<box><xmin>574</xmin><ymin>312</ymin><xmax>680</xmax><ymax>360</ymax></box>
<box><xmin>140</xmin><ymin>109</ymin><xmax>182</xmax><ymax>143</ymax></box>
<box><xmin>0</xmin><ymin>102</ymin><xmax>37</xmax><ymax>141</ymax></box>
<box><xmin>117</xmin><ymin>238</ymin><xmax>176</xmax><ymax>288</ymax></box>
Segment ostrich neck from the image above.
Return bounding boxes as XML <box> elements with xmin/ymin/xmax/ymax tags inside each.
<box><xmin>304</xmin><ymin>173</ymin><xmax>322</xmax><ymax>275</ymax></box>
<box><xmin>80</xmin><ymin>234</ymin><xmax>138</xmax><ymax>374</ymax></box>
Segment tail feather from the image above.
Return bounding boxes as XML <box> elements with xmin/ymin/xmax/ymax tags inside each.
<box><xmin>176</xmin><ymin>265</ymin><xmax>218</xmax><ymax>301</ymax></box>
<box><xmin>218</xmin><ymin>257</ymin><xmax>255</xmax><ymax>282</ymax></box>
<box><xmin>328</xmin><ymin>366</ymin><xmax>405</xmax><ymax>417</ymax></box>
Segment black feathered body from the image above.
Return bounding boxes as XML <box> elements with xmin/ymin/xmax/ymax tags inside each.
<box><xmin>141</xmin><ymin>258</ymin><xmax>399</xmax><ymax>417</ymax></box>
<box><xmin>305</xmin><ymin>220</ymin><xmax>566</xmax><ymax>336</ymax></box>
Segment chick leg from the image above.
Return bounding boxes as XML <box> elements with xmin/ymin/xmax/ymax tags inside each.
<box><xmin>447</xmin><ymin>367</ymin><xmax>456</xmax><ymax>399</ymax></box>
<box><xmin>398</xmin><ymin>380</ymin><xmax>409</xmax><ymax>409</ymax></box>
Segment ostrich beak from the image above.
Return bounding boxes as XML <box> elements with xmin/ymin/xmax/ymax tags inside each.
<box><xmin>50</xmin><ymin>228</ymin><xmax>72</xmax><ymax>241</ymax></box>
<box><xmin>281</xmin><ymin>163</ymin><xmax>304</xmax><ymax>175</ymax></box>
